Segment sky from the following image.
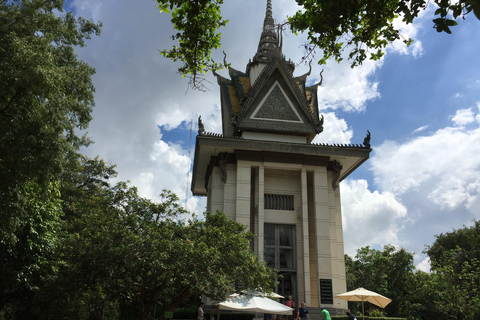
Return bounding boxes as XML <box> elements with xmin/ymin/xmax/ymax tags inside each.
<box><xmin>72</xmin><ymin>0</ymin><xmax>480</xmax><ymax>271</ymax></box>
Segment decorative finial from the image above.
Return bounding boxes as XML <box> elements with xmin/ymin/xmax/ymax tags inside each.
<box><xmin>223</xmin><ymin>51</ymin><xmax>228</xmax><ymax>69</ymax></box>
<box><xmin>198</xmin><ymin>116</ymin><xmax>205</xmax><ymax>135</ymax></box>
<box><xmin>306</xmin><ymin>60</ymin><xmax>312</xmax><ymax>76</ymax></box>
<box><xmin>363</xmin><ymin>130</ymin><xmax>371</xmax><ymax>148</ymax></box>
<box><xmin>318</xmin><ymin>69</ymin><xmax>324</xmax><ymax>86</ymax></box>
<box><xmin>331</xmin><ymin>160</ymin><xmax>342</xmax><ymax>190</ymax></box>
<box><xmin>315</xmin><ymin>114</ymin><xmax>324</xmax><ymax>133</ymax></box>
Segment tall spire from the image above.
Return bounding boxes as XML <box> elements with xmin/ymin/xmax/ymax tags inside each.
<box><xmin>263</xmin><ymin>0</ymin><xmax>275</xmax><ymax>31</ymax></box>
<box><xmin>252</xmin><ymin>0</ymin><xmax>281</xmax><ymax>63</ymax></box>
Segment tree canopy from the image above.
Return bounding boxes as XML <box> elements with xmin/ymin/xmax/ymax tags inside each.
<box><xmin>345</xmin><ymin>222</ymin><xmax>480</xmax><ymax>320</ymax></box>
<box><xmin>1</xmin><ymin>1</ymin><xmax>277</xmax><ymax>318</ymax></box>
<box><xmin>345</xmin><ymin>245</ymin><xmax>416</xmax><ymax>317</ymax></box>
<box><xmin>425</xmin><ymin>219</ymin><xmax>480</xmax><ymax>266</ymax></box>
<box><xmin>0</xmin><ymin>0</ymin><xmax>101</xmax><ymax>314</ymax></box>
<box><xmin>157</xmin><ymin>0</ymin><xmax>228</xmax><ymax>90</ymax></box>
<box><xmin>156</xmin><ymin>0</ymin><xmax>480</xmax><ymax>88</ymax></box>
<box><xmin>288</xmin><ymin>0</ymin><xmax>480</xmax><ymax>67</ymax></box>
<box><xmin>56</xmin><ymin>174</ymin><xmax>277</xmax><ymax>320</ymax></box>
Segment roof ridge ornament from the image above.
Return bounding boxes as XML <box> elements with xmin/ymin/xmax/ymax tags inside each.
<box><xmin>363</xmin><ymin>130</ymin><xmax>371</xmax><ymax>148</ymax></box>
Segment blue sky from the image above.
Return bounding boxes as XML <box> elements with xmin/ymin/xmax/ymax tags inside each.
<box><xmin>74</xmin><ymin>0</ymin><xmax>480</xmax><ymax>271</ymax></box>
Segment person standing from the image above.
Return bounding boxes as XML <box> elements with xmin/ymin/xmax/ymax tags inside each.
<box><xmin>298</xmin><ymin>302</ymin><xmax>309</xmax><ymax>320</ymax></box>
<box><xmin>320</xmin><ymin>307</ymin><xmax>331</xmax><ymax>320</ymax></box>
<box><xmin>289</xmin><ymin>302</ymin><xmax>297</xmax><ymax>320</ymax></box>
<box><xmin>346</xmin><ymin>311</ymin><xmax>356</xmax><ymax>320</ymax></box>
<box><xmin>198</xmin><ymin>302</ymin><xmax>206</xmax><ymax>320</ymax></box>
<box><xmin>286</xmin><ymin>296</ymin><xmax>293</xmax><ymax>308</ymax></box>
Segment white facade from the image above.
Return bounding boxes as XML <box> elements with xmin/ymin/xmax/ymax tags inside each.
<box><xmin>206</xmin><ymin>159</ymin><xmax>347</xmax><ymax>310</ymax></box>
<box><xmin>191</xmin><ymin>0</ymin><xmax>371</xmax><ymax>314</ymax></box>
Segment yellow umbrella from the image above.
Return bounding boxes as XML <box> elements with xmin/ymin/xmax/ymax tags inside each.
<box><xmin>335</xmin><ymin>288</ymin><xmax>391</xmax><ymax>320</ymax></box>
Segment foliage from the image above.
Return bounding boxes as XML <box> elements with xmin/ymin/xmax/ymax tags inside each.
<box><xmin>413</xmin><ymin>221</ymin><xmax>480</xmax><ymax>320</ymax></box>
<box><xmin>55</xmin><ymin>169</ymin><xmax>276</xmax><ymax>320</ymax></box>
<box><xmin>408</xmin><ymin>254</ymin><xmax>480</xmax><ymax>320</ymax></box>
<box><xmin>157</xmin><ymin>0</ymin><xmax>228</xmax><ymax>91</ymax></box>
<box><xmin>430</xmin><ymin>251</ymin><xmax>480</xmax><ymax>320</ymax></box>
<box><xmin>424</xmin><ymin>220</ymin><xmax>480</xmax><ymax>268</ymax></box>
<box><xmin>369</xmin><ymin>308</ymin><xmax>385</xmax><ymax>317</ymax></box>
<box><xmin>328</xmin><ymin>318</ymin><xmax>406</xmax><ymax>320</ymax></box>
<box><xmin>156</xmin><ymin>0</ymin><xmax>479</xmax><ymax>88</ymax></box>
<box><xmin>0</xmin><ymin>181</ymin><xmax>62</xmax><ymax>317</ymax></box>
<box><xmin>345</xmin><ymin>245</ymin><xmax>416</xmax><ymax>317</ymax></box>
<box><xmin>288</xmin><ymin>0</ymin><xmax>479</xmax><ymax>67</ymax></box>
<box><xmin>3</xmin><ymin>1</ymin><xmax>275</xmax><ymax>319</ymax></box>
<box><xmin>345</xmin><ymin>223</ymin><xmax>480</xmax><ymax>320</ymax></box>
<box><xmin>0</xmin><ymin>0</ymin><xmax>101</xmax><ymax>315</ymax></box>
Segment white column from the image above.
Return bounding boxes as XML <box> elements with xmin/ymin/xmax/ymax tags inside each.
<box><xmin>235</xmin><ymin>160</ymin><xmax>251</xmax><ymax>229</ymax></box>
<box><xmin>258</xmin><ymin>165</ymin><xmax>265</xmax><ymax>258</ymax></box>
<box><xmin>329</xmin><ymin>173</ymin><xmax>348</xmax><ymax>309</ymax></box>
<box><xmin>314</xmin><ymin>167</ymin><xmax>332</xmax><ymax>308</ymax></box>
<box><xmin>300</xmin><ymin>169</ymin><xmax>311</xmax><ymax>305</ymax></box>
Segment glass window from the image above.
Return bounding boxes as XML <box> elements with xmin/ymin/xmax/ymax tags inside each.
<box><xmin>279</xmin><ymin>226</ymin><xmax>293</xmax><ymax>246</ymax></box>
<box><xmin>264</xmin><ymin>224</ymin><xmax>296</xmax><ymax>299</ymax></box>
<box><xmin>279</xmin><ymin>248</ymin><xmax>294</xmax><ymax>269</ymax></box>
<box><xmin>264</xmin><ymin>225</ymin><xmax>275</xmax><ymax>246</ymax></box>
<box><xmin>264</xmin><ymin>248</ymin><xmax>275</xmax><ymax>268</ymax></box>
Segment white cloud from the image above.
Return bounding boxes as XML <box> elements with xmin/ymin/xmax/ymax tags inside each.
<box><xmin>416</xmin><ymin>256</ymin><xmax>431</xmax><ymax>272</ymax></box>
<box><xmin>412</xmin><ymin>125</ymin><xmax>429</xmax><ymax>134</ymax></box>
<box><xmin>451</xmin><ymin>108</ymin><xmax>475</xmax><ymax>126</ymax></box>
<box><xmin>390</xmin><ymin>14</ymin><xmax>425</xmax><ymax>58</ymax></box>
<box><xmin>312</xmin><ymin>0</ymin><xmax>429</xmax><ymax>115</ymax></box>
<box><xmin>371</xmin><ymin>108</ymin><xmax>480</xmax><ymax>210</ymax></box>
<box><xmin>410</xmin><ymin>40</ymin><xmax>424</xmax><ymax>58</ymax></box>
<box><xmin>312</xmin><ymin>112</ymin><xmax>353</xmax><ymax>144</ymax></box>
<box><xmin>317</xmin><ymin>59</ymin><xmax>381</xmax><ymax>113</ymax></box>
<box><xmin>341</xmin><ymin>179</ymin><xmax>408</xmax><ymax>257</ymax></box>
<box><xmin>72</xmin><ymin>0</ymin><xmax>219</xmax><ymax>214</ymax></box>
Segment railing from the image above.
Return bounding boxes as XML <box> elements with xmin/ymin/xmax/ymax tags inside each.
<box><xmin>264</xmin><ymin>194</ymin><xmax>294</xmax><ymax>210</ymax></box>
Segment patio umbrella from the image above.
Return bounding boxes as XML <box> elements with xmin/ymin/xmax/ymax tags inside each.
<box><xmin>335</xmin><ymin>288</ymin><xmax>391</xmax><ymax>320</ymax></box>
<box><xmin>216</xmin><ymin>292</ymin><xmax>293</xmax><ymax>320</ymax></box>
<box><xmin>239</xmin><ymin>290</ymin><xmax>285</xmax><ymax>299</ymax></box>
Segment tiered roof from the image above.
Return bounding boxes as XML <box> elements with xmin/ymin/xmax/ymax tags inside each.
<box><xmin>191</xmin><ymin>0</ymin><xmax>372</xmax><ymax>196</ymax></box>
<box><xmin>214</xmin><ymin>0</ymin><xmax>324</xmax><ymax>142</ymax></box>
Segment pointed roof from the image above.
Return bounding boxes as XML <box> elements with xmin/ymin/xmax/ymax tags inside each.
<box><xmin>214</xmin><ymin>0</ymin><xmax>323</xmax><ymax>141</ymax></box>
<box><xmin>193</xmin><ymin>0</ymin><xmax>372</xmax><ymax>196</ymax></box>
<box><xmin>252</xmin><ymin>0</ymin><xmax>282</xmax><ymax>63</ymax></box>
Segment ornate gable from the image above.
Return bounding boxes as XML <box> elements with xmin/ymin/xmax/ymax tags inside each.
<box><xmin>234</xmin><ymin>60</ymin><xmax>322</xmax><ymax>138</ymax></box>
<box><xmin>252</xmin><ymin>82</ymin><xmax>303</xmax><ymax>122</ymax></box>
<box><xmin>214</xmin><ymin>0</ymin><xmax>323</xmax><ymax>142</ymax></box>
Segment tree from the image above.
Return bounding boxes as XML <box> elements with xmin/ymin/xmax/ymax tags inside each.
<box><xmin>59</xmin><ymin>182</ymin><xmax>276</xmax><ymax>320</ymax></box>
<box><xmin>425</xmin><ymin>220</ymin><xmax>480</xmax><ymax>267</ymax></box>
<box><xmin>345</xmin><ymin>225</ymin><xmax>480</xmax><ymax>320</ymax></box>
<box><xmin>416</xmin><ymin>221</ymin><xmax>480</xmax><ymax>320</ymax></box>
<box><xmin>157</xmin><ymin>0</ymin><xmax>480</xmax><ymax>88</ymax></box>
<box><xmin>157</xmin><ymin>0</ymin><xmax>228</xmax><ymax>91</ymax></box>
<box><xmin>288</xmin><ymin>0</ymin><xmax>480</xmax><ymax>67</ymax></box>
<box><xmin>408</xmin><ymin>251</ymin><xmax>480</xmax><ymax>320</ymax></box>
<box><xmin>0</xmin><ymin>0</ymin><xmax>101</xmax><ymax>315</ymax></box>
<box><xmin>345</xmin><ymin>245</ymin><xmax>416</xmax><ymax>317</ymax></box>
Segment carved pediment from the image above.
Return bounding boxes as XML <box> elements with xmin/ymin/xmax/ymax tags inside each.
<box><xmin>251</xmin><ymin>82</ymin><xmax>303</xmax><ymax>123</ymax></box>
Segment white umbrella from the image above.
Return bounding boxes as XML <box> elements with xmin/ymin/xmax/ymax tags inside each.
<box><xmin>335</xmin><ymin>288</ymin><xmax>392</xmax><ymax>320</ymax></box>
<box><xmin>239</xmin><ymin>290</ymin><xmax>284</xmax><ymax>299</ymax></box>
<box><xmin>216</xmin><ymin>293</ymin><xmax>293</xmax><ymax>319</ymax></box>
<box><xmin>267</xmin><ymin>292</ymin><xmax>285</xmax><ymax>299</ymax></box>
